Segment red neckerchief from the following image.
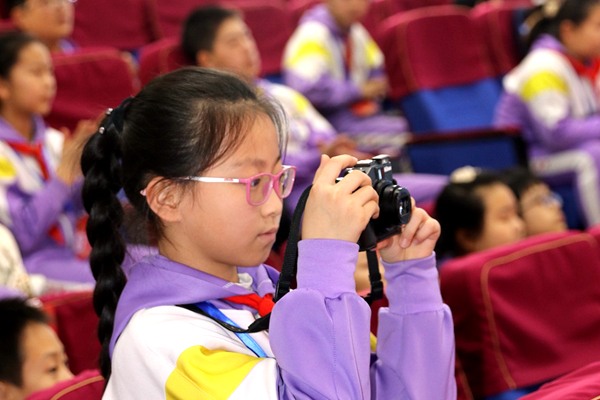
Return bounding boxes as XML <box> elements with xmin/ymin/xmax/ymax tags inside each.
<box><xmin>6</xmin><ymin>141</ymin><xmax>50</xmax><ymax>180</ymax></box>
<box><xmin>562</xmin><ymin>52</ymin><xmax>600</xmax><ymax>83</ymax></box>
<box><xmin>223</xmin><ymin>293</ymin><xmax>275</xmax><ymax>317</ymax></box>
<box><xmin>345</xmin><ymin>34</ymin><xmax>380</xmax><ymax>117</ymax></box>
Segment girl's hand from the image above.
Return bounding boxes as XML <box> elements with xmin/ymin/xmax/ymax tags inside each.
<box><xmin>302</xmin><ymin>155</ymin><xmax>380</xmax><ymax>243</ymax></box>
<box><xmin>377</xmin><ymin>198</ymin><xmax>440</xmax><ymax>263</ymax></box>
<box><xmin>56</xmin><ymin>120</ymin><xmax>98</xmax><ymax>185</ymax></box>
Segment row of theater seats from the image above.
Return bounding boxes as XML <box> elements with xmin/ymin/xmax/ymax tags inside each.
<box><xmin>24</xmin><ymin>2</ymin><xmax>533</xmax><ymax>161</ymax></box>
<box><xmin>35</xmin><ymin>227</ymin><xmax>600</xmax><ymax>399</ymax></box>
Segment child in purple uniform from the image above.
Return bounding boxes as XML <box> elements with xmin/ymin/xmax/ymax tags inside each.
<box><xmin>83</xmin><ymin>68</ymin><xmax>456</xmax><ymax>398</ymax></box>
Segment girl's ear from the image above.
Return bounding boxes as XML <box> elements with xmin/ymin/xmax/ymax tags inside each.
<box><xmin>196</xmin><ymin>50</ymin><xmax>214</xmax><ymax>69</ymax></box>
<box><xmin>145</xmin><ymin>177</ymin><xmax>185</xmax><ymax>223</ymax></box>
<box><xmin>0</xmin><ymin>78</ymin><xmax>11</xmax><ymax>103</ymax></box>
<box><xmin>455</xmin><ymin>228</ymin><xmax>478</xmax><ymax>255</ymax></box>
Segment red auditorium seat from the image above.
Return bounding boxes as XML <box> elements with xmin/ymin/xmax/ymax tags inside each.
<box><xmin>146</xmin><ymin>0</ymin><xmax>215</xmax><ymax>39</ymax></box>
<box><xmin>519</xmin><ymin>362</ymin><xmax>600</xmax><ymax>400</ymax></box>
<box><xmin>587</xmin><ymin>224</ymin><xmax>600</xmax><ymax>245</ymax></box>
<box><xmin>361</xmin><ymin>0</ymin><xmax>401</xmax><ymax>42</ymax></box>
<box><xmin>223</xmin><ymin>0</ymin><xmax>294</xmax><ymax>76</ymax></box>
<box><xmin>0</xmin><ymin>18</ymin><xmax>14</xmax><ymax>33</ymax></box>
<box><xmin>25</xmin><ymin>370</ymin><xmax>104</xmax><ymax>400</ymax></box>
<box><xmin>40</xmin><ymin>291</ymin><xmax>100</xmax><ymax>375</ymax></box>
<box><xmin>138</xmin><ymin>37</ymin><xmax>191</xmax><ymax>86</ymax></box>
<box><xmin>46</xmin><ymin>48</ymin><xmax>135</xmax><ymax>133</ymax></box>
<box><xmin>471</xmin><ymin>2</ymin><xmax>529</xmax><ymax>77</ymax></box>
<box><xmin>395</xmin><ymin>0</ymin><xmax>452</xmax><ymax>12</ymax></box>
<box><xmin>71</xmin><ymin>0</ymin><xmax>154</xmax><ymax>50</ymax></box>
<box><xmin>440</xmin><ymin>231</ymin><xmax>600</xmax><ymax>399</ymax></box>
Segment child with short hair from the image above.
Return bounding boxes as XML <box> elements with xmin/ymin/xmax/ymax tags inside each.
<box><xmin>0</xmin><ymin>298</ymin><xmax>73</xmax><ymax>400</ymax></box>
<box><xmin>6</xmin><ymin>0</ymin><xmax>76</xmax><ymax>53</ymax></box>
<box><xmin>82</xmin><ymin>67</ymin><xmax>456</xmax><ymax>398</ymax></box>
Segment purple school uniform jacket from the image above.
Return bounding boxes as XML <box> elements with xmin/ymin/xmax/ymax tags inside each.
<box><xmin>105</xmin><ymin>240</ymin><xmax>456</xmax><ymax>399</ymax></box>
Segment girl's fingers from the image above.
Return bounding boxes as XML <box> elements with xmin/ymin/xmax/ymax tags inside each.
<box><xmin>336</xmin><ymin>169</ymin><xmax>374</xmax><ymax>194</ymax></box>
<box><xmin>313</xmin><ymin>155</ymin><xmax>358</xmax><ymax>184</ymax></box>
<box><xmin>399</xmin><ymin>207</ymin><xmax>425</xmax><ymax>248</ymax></box>
<box><xmin>411</xmin><ymin>218</ymin><xmax>441</xmax><ymax>246</ymax></box>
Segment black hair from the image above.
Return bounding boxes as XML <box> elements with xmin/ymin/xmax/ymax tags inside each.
<box><xmin>0</xmin><ymin>31</ymin><xmax>40</xmax><ymax>79</ymax></box>
<box><xmin>524</xmin><ymin>0</ymin><xmax>600</xmax><ymax>50</ymax></box>
<box><xmin>81</xmin><ymin>67</ymin><xmax>287</xmax><ymax>380</ymax></box>
<box><xmin>5</xmin><ymin>0</ymin><xmax>26</xmax><ymax>13</ymax></box>
<box><xmin>434</xmin><ymin>171</ymin><xmax>505</xmax><ymax>259</ymax></box>
<box><xmin>0</xmin><ymin>298</ymin><xmax>50</xmax><ymax>387</ymax></box>
<box><xmin>501</xmin><ymin>167</ymin><xmax>543</xmax><ymax>202</ymax></box>
<box><xmin>181</xmin><ymin>5</ymin><xmax>241</xmax><ymax>63</ymax></box>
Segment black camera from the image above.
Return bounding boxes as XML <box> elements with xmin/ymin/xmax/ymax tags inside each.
<box><xmin>338</xmin><ymin>155</ymin><xmax>412</xmax><ymax>251</ymax></box>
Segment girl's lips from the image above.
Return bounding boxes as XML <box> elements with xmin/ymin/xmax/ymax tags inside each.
<box><xmin>258</xmin><ymin>228</ymin><xmax>278</xmax><ymax>241</ymax></box>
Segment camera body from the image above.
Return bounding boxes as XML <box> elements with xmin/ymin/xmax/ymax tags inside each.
<box><xmin>339</xmin><ymin>155</ymin><xmax>412</xmax><ymax>251</ymax></box>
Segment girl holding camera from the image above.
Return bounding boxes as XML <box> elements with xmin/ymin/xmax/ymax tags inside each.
<box><xmin>82</xmin><ymin>67</ymin><xmax>455</xmax><ymax>399</ymax></box>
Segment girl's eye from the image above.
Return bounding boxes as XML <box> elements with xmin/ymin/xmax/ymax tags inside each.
<box><xmin>46</xmin><ymin>366</ymin><xmax>59</xmax><ymax>374</ymax></box>
<box><xmin>250</xmin><ymin>177</ymin><xmax>262</xmax><ymax>188</ymax></box>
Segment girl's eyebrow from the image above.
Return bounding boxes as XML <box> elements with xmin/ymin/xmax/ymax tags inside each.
<box><xmin>233</xmin><ymin>155</ymin><xmax>282</xmax><ymax>168</ymax></box>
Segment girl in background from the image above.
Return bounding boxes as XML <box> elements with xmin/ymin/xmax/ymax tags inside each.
<box><xmin>495</xmin><ymin>0</ymin><xmax>600</xmax><ymax>227</ymax></box>
<box><xmin>0</xmin><ymin>31</ymin><xmax>95</xmax><ymax>283</ymax></box>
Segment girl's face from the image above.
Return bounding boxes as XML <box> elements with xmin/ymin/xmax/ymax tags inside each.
<box><xmin>520</xmin><ymin>183</ymin><xmax>567</xmax><ymax>237</ymax></box>
<box><xmin>172</xmin><ymin>114</ymin><xmax>283</xmax><ymax>276</ymax></box>
<box><xmin>198</xmin><ymin>17</ymin><xmax>261</xmax><ymax>81</ymax></box>
<box><xmin>3</xmin><ymin>322</ymin><xmax>73</xmax><ymax>400</ymax></box>
<box><xmin>12</xmin><ymin>0</ymin><xmax>74</xmax><ymax>46</ymax></box>
<box><xmin>561</xmin><ymin>4</ymin><xmax>600</xmax><ymax>60</ymax></box>
<box><xmin>463</xmin><ymin>183</ymin><xmax>525</xmax><ymax>254</ymax></box>
<box><xmin>0</xmin><ymin>42</ymin><xmax>56</xmax><ymax>116</ymax></box>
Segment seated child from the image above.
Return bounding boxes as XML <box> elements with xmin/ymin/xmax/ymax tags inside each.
<box><xmin>82</xmin><ymin>67</ymin><xmax>456</xmax><ymax>398</ymax></box>
<box><xmin>0</xmin><ymin>32</ymin><xmax>95</xmax><ymax>282</ymax></box>
<box><xmin>283</xmin><ymin>0</ymin><xmax>408</xmax><ymax>144</ymax></box>
<box><xmin>435</xmin><ymin>167</ymin><xmax>526</xmax><ymax>261</ymax></box>
<box><xmin>503</xmin><ymin>167</ymin><xmax>568</xmax><ymax>236</ymax></box>
<box><xmin>7</xmin><ymin>0</ymin><xmax>76</xmax><ymax>53</ymax></box>
<box><xmin>0</xmin><ymin>298</ymin><xmax>73</xmax><ymax>400</ymax></box>
<box><xmin>495</xmin><ymin>0</ymin><xmax>600</xmax><ymax>227</ymax></box>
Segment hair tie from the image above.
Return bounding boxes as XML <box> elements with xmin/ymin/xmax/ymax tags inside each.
<box><xmin>100</xmin><ymin>96</ymin><xmax>134</xmax><ymax>134</ymax></box>
<box><xmin>450</xmin><ymin>166</ymin><xmax>481</xmax><ymax>184</ymax></box>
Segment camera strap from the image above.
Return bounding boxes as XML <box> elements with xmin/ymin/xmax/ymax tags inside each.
<box><xmin>275</xmin><ymin>185</ymin><xmax>384</xmax><ymax>305</ymax></box>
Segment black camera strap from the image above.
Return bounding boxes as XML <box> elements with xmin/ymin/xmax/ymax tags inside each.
<box><xmin>275</xmin><ymin>185</ymin><xmax>384</xmax><ymax>305</ymax></box>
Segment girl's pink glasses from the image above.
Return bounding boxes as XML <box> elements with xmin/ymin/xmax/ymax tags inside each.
<box><xmin>179</xmin><ymin>165</ymin><xmax>296</xmax><ymax>206</ymax></box>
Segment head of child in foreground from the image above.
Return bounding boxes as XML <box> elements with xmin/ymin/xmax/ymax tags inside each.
<box><xmin>182</xmin><ymin>6</ymin><xmax>261</xmax><ymax>81</ymax></box>
<box><xmin>526</xmin><ymin>0</ymin><xmax>600</xmax><ymax>60</ymax></box>
<box><xmin>81</xmin><ymin>67</ymin><xmax>289</xmax><ymax>378</ymax></box>
<box><xmin>503</xmin><ymin>168</ymin><xmax>568</xmax><ymax>237</ymax></box>
<box><xmin>325</xmin><ymin>0</ymin><xmax>371</xmax><ymax>29</ymax></box>
<box><xmin>0</xmin><ymin>32</ymin><xmax>56</xmax><ymax>119</ymax></box>
<box><xmin>7</xmin><ymin>0</ymin><xmax>74</xmax><ymax>53</ymax></box>
<box><xmin>0</xmin><ymin>298</ymin><xmax>73</xmax><ymax>400</ymax></box>
<box><xmin>435</xmin><ymin>168</ymin><xmax>526</xmax><ymax>259</ymax></box>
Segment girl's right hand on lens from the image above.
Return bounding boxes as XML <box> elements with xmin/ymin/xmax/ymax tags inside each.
<box><xmin>302</xmin><ymin>155</ymin><xmax>380</xmax><ymax>243</ymax></box>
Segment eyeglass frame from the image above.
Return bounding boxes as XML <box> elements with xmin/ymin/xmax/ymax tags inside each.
<box><xmin>177</xmin><ymin>165</ymin><xmax>296</xmax><ymax>206</ymax></box>
<box><xmin>521</xmin><ymin>191</ymin><xmax>563</xmax><ymax>213</ymax></box>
